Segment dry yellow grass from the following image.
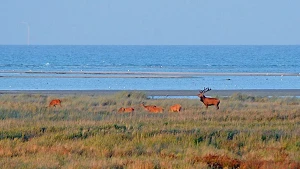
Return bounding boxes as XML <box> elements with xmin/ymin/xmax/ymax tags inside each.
<box><xmin>0</xmin><ymin>92</ymin><xmax>299</xmax><ymax>168</ymax></box>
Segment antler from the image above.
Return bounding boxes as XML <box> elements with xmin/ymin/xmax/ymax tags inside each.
<box><xmin>204</xmin><ymin>87</ymin><xmax>211</xmax><ymax>92</ymax></box>
<box><xmin>200</xmin><ymin>87</ymin><xmax>211</xmax><ymax>93</ymax></box>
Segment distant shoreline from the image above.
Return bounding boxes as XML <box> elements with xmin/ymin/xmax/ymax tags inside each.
<box><xmin>1</xmin><ymin>71</ymin><xmax>299</xmax><ymax>78</ymax></box>
<box><xmin>1</xmin><ymin>89</ymin><xmax>300</xmax><ymax>97</ymax></box>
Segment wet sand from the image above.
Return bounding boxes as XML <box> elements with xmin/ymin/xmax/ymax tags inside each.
<box><xmin>1</xmin><ymin>89</ymin><xmax>300</xmax><ymax>97</ymax></box>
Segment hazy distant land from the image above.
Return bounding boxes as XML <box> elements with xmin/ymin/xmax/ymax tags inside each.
<box><xmin>1</xmin><ymin>89</ymin><xmax>300</xmax><ymax>97</ymax></box>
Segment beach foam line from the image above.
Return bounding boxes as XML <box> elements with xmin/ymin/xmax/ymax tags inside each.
<box><xmin>0</xmin><ymin>71</ymin><xmax>299</xmax><ymax>78</ymax></box>
<box><xmin>1</xmin><ymin>89</ymin><xmax>300</xmax><ymax>97</ymax></box>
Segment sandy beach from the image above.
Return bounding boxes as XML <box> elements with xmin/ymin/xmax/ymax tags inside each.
<box><xmin>1</xmin><ymin>89</ymin><xmax>300</xmax><ymax>97</ymax></box>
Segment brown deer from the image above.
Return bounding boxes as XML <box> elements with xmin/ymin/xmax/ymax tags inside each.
<box><xmin>118</xmin><ymin>107</ymin><xmax>134</xmax><ymax>113</ymax></box>
<box><xmin>197</xmin><ymin>88</ymin><xmax>220</xmax><ymax>109</ymax></box>
<box><xmin>148</xmin><ymin>106</ymin><xmax>164</xmax><ymax>113</ymax></box>
<box><xmin>169</xmin><ymin>104</ymin><xmax>182</xmax><ymax>112</ymax></box>
<box><xmin>140</xmin><ymin>103</ymin><xmax>155</xmax><ymax>111</ymax></box>
<box><xmin>48</xmin><ymin>99</ymin><xmax>62</xmax><ymax>107</ymax></box>
<box><xmin>141</xmin><ymin>103</ymin><xmax>164</xmax><ymax>113</ymax></box>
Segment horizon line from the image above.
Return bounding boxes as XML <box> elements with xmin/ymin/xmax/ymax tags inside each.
<box><xmin>1</xmin><ymin>44</ymin><xmax>300</xmax><ymax>46</ymax></box>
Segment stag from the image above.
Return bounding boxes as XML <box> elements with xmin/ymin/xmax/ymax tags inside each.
<box><xmin>197</xmin><ymin>88</ymin><xmax>220</xmax><ymax>110</ymax></box>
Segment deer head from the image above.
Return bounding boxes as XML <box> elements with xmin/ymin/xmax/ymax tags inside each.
<box><xmin>198</xmin><ymin>87</ymin><xmax>211</xmax><ymax>98</ymax></box>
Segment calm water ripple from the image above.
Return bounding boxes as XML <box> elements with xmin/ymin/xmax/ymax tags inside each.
<box><xmin>0</xmin><ymin>45</ymin><xmax>299</xmax><ymax>90</ymax></box>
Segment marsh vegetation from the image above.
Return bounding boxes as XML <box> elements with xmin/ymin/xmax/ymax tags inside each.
<box><xmin>0</xmin><ymin>92</ymin><xmax>299</xmax><ymax>168</ymax></box>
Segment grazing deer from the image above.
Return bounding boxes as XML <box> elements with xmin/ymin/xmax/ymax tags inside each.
<box><xmin>197</xmin><ymin>88</ymin><xmax>220</xmax><ymax>110</ymax></box>
<box><xmin>148</xmin><ymin>106</ymin><xmax>164</xmax><ymax>113</ymax></box>
<box><xmin>48</xmin><ymin>99</ymin><xmax>62</xmax><ymax>107</ymax></box>
<box><xmin>140</xmin><ymin>103</ymin><xmax>155</xmax><ymax>111</ymax></box>
<box><xmin>169</xmin><ymin>104</ymin><xmax>182</xmax><ymax>112</ymax></box>
<box><xmin>118</xmin><ymin>107</ymin><xmax>134</xmax><ymax>113</ymax></box>
<box><xmin>141</xmin><ymin>103</ymin><xmax>164</xmax><ymax>113</ymax></box>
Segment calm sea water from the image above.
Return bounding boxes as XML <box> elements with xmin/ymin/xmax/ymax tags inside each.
<box><xmin>0</xmin><ymin>45</ymin><xmax>299</xmax><ymax>90</ymax></box>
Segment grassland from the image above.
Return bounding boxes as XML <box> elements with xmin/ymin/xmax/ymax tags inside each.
<box><xmin>0</xmin><ymin>91</ymin><xmax>299</xmax><ymax>169</ymax></box>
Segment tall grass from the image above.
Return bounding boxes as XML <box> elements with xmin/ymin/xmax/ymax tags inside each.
<box><xmin>0</xmin><ymin>92</ymin><xmax>299</xmax><ymax>168</ymax></box>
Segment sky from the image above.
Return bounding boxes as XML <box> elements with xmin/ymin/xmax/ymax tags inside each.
<box><xmin>1</xmin><ymin>0</ymin><xmax>300</xmax><ymax>45</ymax></box>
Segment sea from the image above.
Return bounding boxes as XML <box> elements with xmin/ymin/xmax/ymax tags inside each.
<box><xmin>0</xmin><ymin>45</ymin><xmax>299</xmax><ymax>91</ymax></box>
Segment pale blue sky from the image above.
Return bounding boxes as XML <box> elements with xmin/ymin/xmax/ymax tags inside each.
<box><xmin>1</xmin><ymin>0</ymin><xmax>299</xmax><ymax>45</ymax></box>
